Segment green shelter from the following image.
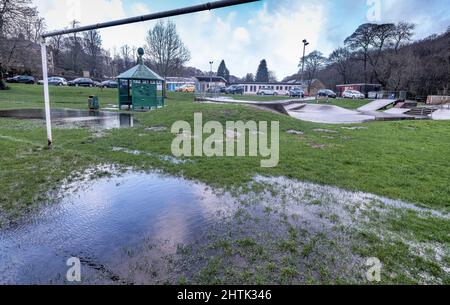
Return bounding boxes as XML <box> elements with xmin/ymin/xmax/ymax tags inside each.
<box><xmin>116</xmin><ymin>48</ymin><xmax>165</xmax><ymax>111</ymax></box>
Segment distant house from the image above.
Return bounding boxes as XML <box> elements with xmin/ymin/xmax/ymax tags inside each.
<box><xmin>165</xmin><ymin>77</ymin><xmax>196</xmax><ymax>92</ymax></box>
<box><xmin>232</xmin><ymin>79</ymin><xmax>325</xmax><ymax>96</ymax></box>
<box><xmin>194</xmin><ymin>76</ymin><xmax>227</xmax><ymax>92</ymax></box>
<box><xmin>336</xmin><ymin>83</ymin><xmax>382</xmax><ymax>97</ymax></box>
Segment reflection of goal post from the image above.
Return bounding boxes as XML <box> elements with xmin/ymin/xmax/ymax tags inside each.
<box><xmin>40</xmin><ymin>0</ymin><xmax>259</xmax><ymax>146</ymax></box>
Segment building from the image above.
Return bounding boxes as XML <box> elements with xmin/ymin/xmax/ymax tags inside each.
<box><xmin>336</xmin><ymin>83</ymin><xmax>382</xmax><ymax>97</ymax></box>
<box><xmin>116</xmin><ymin>50</ymin><xmax>165</xmax><ymax>111</ymax></box>
<box><xmin>165</xmin><ymin>77</ymin><xmax>196</xmax><ymax>92</ymax></box>
<box><xmin>194</xmin><ymin>76</ymin><xmax>227</xmax><ymax>92</ymax></box>
<box><xmin>232</xmin><ymin>79</ymin><xmax>325</xmax><ymax>96</ymax></box>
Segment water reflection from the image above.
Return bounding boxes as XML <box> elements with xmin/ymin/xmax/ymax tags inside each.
<box><xmin>0</xmin><ymin>109</ymin><xmax>133</xmax><ymax>129</ymax></box>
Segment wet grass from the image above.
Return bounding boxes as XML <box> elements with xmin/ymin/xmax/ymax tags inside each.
<box><xmin>1</xmin><ymin>84</ymin><xmax>449</xmax><ymax>219</ymax></box>
<box><xmin>0</xmin><ymin>84</ymin><xmax>449</xmax><ymax>284</ymax></box>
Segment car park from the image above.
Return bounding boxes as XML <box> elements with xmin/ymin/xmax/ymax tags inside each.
<box><xmin>317</xmin><ymin>89</ymin><xmax>337</xmax><ymax>98</ymax></box>
<box><xmin>100</xmin><ymin>80</ymin><xmax>118</xmax><ymax>88</ymax></box>
<box><xmin>225</xmin><ymin>85</ymin><xmax>244</xmax><ymax>95</ymax></box>
<box><xmin>6</xmin><ymin>75</ymin><xmax>35</xmax><ymax>84</ymax></box>
<box><xmin>257</xmin><ymin>88</ymin><xmax>278</xmax><ymax>96</ymax></box>
<box><xmin>288</xmin><ymin>87</ymin><xmax>305</xmax><ymax>98</ymax></box>
<box><xmin>67</xmin><ymin>78</ymin><xmax>96</xmax><ymax>87</ymax></box>
<box><xmin>342</xmin><ymin>90</ymin><xmax>365</xmax><ymax>99</ymax></box>
<box><xmin>38</xmin><ymin>77</ymin><xmax>68</xmax><ymax>86</ymax></box>
<box><xmin>176</xmin><ymin>84</ymin><xmax>196</xmax><ymax>93</ymax></box>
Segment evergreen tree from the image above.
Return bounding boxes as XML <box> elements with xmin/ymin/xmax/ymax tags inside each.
<box><xmin>217</xmin><ymin>60</ymin><xmax>230</xmax><ymax>83</ymax></box>
<box><xmin>244</xmin><ymin>73</ymin><xmax>255</xmax><ymax>82</ymax></box>
<box><xmin>255</xmin><ymin>59</ymin><xmax>269</xmax><ymax>83</ymax></box>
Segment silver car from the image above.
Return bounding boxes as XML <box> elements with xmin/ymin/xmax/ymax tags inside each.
<box><xmin>257</xmin><ymin>88</ymin><xmax>278</xmax><ymax>96</ymax></box>
<box><xmin>38</xmin><ymin>77</ymin><xmax>68</xmax><ymax>86</ymax></box>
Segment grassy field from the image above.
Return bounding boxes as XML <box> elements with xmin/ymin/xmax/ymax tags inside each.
<box><xmin>0</xmin><ymin>84</ymin><xmax>449</xmax><ymax>284</ymax></box>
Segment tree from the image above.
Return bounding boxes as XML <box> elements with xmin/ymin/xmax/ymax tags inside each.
<box><xmin>49</xmin><ymin>35</ymin><xmax>64</xmax><ymax>67</ymax></box>
<box><xmin>244</xmin><ymin>73</ymin><xmax>254</xmax><ymax>82</ymax></box>
<box><xmin>0</xmin><ymin>0</ymin><xmax>40</xmax><ymax>88</ymax></box>
<box><xmin>344</xmin><ymin>23</ymin><xmax>376</xmax><ymax>83</ymax></box>
<box><xmin>217</xmin><ymin>60</ymin><xmax>230</xmax><ymax>83</ymax></box>
<box><xmin>328</xmin><ymin>47</ymin><xmax>353</xmax><ymax>83</ymax></box>
<box><xmin>0</xmin><ymin>0</ymin><xmax>37</xmax><ymax>38</ymax></box>
<box><xmin>301</xmin><ymin>51</ymin><xmax>326</xmax><ymax>91</ymax></box>
<box><xmin>255</xmin><ymin>59</ymin><xmax>269</xmax><ymax>83</ymax></box>
<box><xmin>144</xmin><ymin>20</ymin><xmax>191</xmax><ymax>78</ymax></box>
<box><xmin>268</xmin><ymin>70</ymin><xmax>277</xmax><ymax>82</ymax></box>
<box><xmin>66</xmin><ymin>20</ymin><xmax>83</xmax><ymax>74</ymax></box>
<box><xmin>120</xmin><ymin>44</ymin><xmax>133</xmax><ymax>70</ymax></box>
<box><xmin>392</xmin><ymin>22</ymin><xmax>415</xmax><ymax>53</ymax></box>
<box><xmin>84</xmin><ymin>30</ymin><xmax>102</xmax><ymax>78</ymax></box>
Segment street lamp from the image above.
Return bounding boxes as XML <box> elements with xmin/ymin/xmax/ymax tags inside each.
<box><xmin>300</xmin><ymin>39</ymin><xmax>309</xmax><ymax>83</ymax></box>
<box><xmin>209</xmin><ymin>61</ymin><xmax>214</xmax><ymax>92</ymax></box>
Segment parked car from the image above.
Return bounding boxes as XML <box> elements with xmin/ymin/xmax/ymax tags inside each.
<box><xmin>207</xmin><ymin>85</ymin><xmax>224</xmax><ymax>94</ymax></box>
<box><xmin>225</xmin><ymin>85</ymin><xmax>244</xmax><ymax>95</ymax></box>
<box><xmin>288</xmin><ymin>87</ymin><xmax>305</xmax><ymax>98</ymax></box>
<box><xmin>257</xmin><ymin>88</ymin><xmax>278</xmax><ymax>96</ymax></box>
<box><xmin>6</xmin><ymin>75</ymin><xmax>35</xmax><ymax>84</ymax></box>
<box><xmin>176</xmin><ymin>84</ymin><xmax>196</xmax><ymax>93</ymax></box>
<box><xmin>68</xmin><ymin>78</ymin><xmax>95</xmax><ymax>87</ymax></box>
<box><xmin>99</xmin><ymin>80</ymin><xmax>118</xmax><ymax>88</ymax></box>
<box><xmin>317</xmin><ymin>89</ymin><xmax>337</xmax><ymax>98</ymax></box>
<box><xmin>38</xmin><ymin>77</ymin><xmax>68</xmax><ymax>86</ymax></box>
<box><xmin>342</xmin><ymin>90</ymin><xmax>365</xmax><ymax>99</ymax></box>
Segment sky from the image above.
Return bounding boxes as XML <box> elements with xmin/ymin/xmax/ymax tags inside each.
<box><xmin>34</xmin><ymin>0</ymin><xmax>450</xmax><ymax>79</ymax></box>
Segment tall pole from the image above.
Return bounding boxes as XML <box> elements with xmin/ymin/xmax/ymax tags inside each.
<box><xmin>40</xmin><ymin>38</ymin><xmax>53</xmax><ymax>147</ymax></box>
<box><xmin>209</xmin><ymin>61</ymin><xmax>214</xmax><ymax>91</ymax></box>
<box><xmin>300</xmin><ymin>39</ymin><xmax>309</xmax><ymax>83</ymax></box>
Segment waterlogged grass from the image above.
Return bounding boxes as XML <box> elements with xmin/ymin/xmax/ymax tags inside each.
<box><xmin>0</xmin><ymin>84</ymin><xmax>449</xmax><ymax>284</ymax></box>
<box><xmin>1</xmin><ymin>84</ymin><xmax>449</xmax><ymax>216</ymax></box>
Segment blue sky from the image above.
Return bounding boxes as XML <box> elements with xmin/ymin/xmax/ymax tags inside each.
<box><xmin>36</xmin><ymin>0</ymin><xmax>450</xmax><ymax>78</ymax></box>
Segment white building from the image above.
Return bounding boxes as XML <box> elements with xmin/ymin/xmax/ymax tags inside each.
<box><xmin>233</xmin><ymin>79</ymin><xmax>325</xmax><ymax>96</ymax></box>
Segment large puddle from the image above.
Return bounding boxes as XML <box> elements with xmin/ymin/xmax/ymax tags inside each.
<box><xmin>0</xmin><ymin>170</ymin><xmax>234</xmax><ymax>284</ymax></box>
<box><xmin>0</xmin><ymin>169</ymin><xmax>447</xmax><ymax>284</ymax></box>
<box><xmin>0</xmin><ymin>109</ymin><xmax>133</xmax><ymax>129</ymax></box>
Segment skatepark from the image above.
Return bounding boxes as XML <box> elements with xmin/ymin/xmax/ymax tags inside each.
<box><xmin>197</xmin><ymin>96</ymin><xmax>450</xmax><ymax>124</ymax></box>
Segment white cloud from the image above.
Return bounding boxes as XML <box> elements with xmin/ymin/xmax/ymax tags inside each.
<box><xmin>177</xmin><ymin>1</ymin><xmax>330</xmax><ymax>78</ymax></box>
<box><xmin>35</xmin><ymin>0</ymin><xmax>151</xmax><ymax>55</ymax></box>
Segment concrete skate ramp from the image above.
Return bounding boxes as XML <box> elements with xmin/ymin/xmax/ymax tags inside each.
<box><xmin>384</xmin><ymin>108</ymin><xmax>411</xmax><ymax>115</ymax></box>
<box><xmin>358</xmin><ymin>99</ymin><xmax>395</xmax><ymax>112</ymax></box>
<box><xmin>431</xmin><ymin>108</ymin><xmax>450</xmax><ymax>120</ymax></box>
<box><xmin>288</xmin><ymin>104</ymin><xmax>375</xmax><ymax>124</ymax></box>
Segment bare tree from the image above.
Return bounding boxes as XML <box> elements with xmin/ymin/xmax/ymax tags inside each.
<box><xmin>392</xmin><ymin>22</ymin><xmax>415</xmax><ymax>53</ymax></box>
<box><xmin>328</xmin><ymin>47</ymin><xmax>354</xmax><ymax>83</ymax></box>
<box><xmin>83</xmin><ymin>30</ymin><xmax>102</xmax><ymax>78</ymax></box>
<box><xmin>301</xmin><ymin>51</ymin><xmax>326</xmax><ymax>91</ymax></box>
<box><xmin>120</xmin><ymin>44</ymin><xmax>133</xmax><ymax>70</ymax></box>
<box><xmin>345</xmin><ymin>23</ymin><xmax>375</xmax><ymax>83</ymax></box>
<box><xmin>144</xmin><ymin>20</ymin><xmax>191</xmax><ymax>78</ymax></box>
<box><xmin>0</xmin><ymin>0</ymin><xmax>37</xmax><ymax>38</ymax></box>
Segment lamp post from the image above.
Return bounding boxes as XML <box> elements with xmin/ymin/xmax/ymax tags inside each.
<box><xmin>300</xmin><ymin>39</ymin><xmax>309</xmax><ymax>83</ymax></box>
<box><xmin>209</xmin><ymin>61</ymin><xmax>214</xmax><ymax>91</ymax></box>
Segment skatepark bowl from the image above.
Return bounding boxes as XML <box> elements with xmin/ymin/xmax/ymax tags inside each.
<box><xmin>0</xmin><ymin>109</ymin><xmax>134</xmax><ymax>129</ymax></box>
<box><xmin>197</xmin><ymin>97</ymin><xmax>449</xmax><ymax>124</ymax></box>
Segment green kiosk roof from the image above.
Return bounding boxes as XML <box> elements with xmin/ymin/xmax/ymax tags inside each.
<box><xmin>116</xmin><ymin>64</ymin><xmax>164</xmax><ymax>81</ymax></box>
